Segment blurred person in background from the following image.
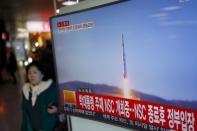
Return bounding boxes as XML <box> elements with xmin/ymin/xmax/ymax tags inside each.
<box><xmin>39</xmin><ymin>40</ymin><xmax>56</xmax><ymax>82</ymax></box>
<box><xmin>5</xmin><ymin>47</ymin><xmax>17</xmax><ymax>83</ymax></box>
<box><xmin>0</xmin><ymin>20</ymin><xmax>6</xmax><ymax>83</ymax></box>
<box><xmin>21</xmin><ymin>61</ymin><xmax>59</xmax><ymax>131</ymax></box>
<box><xmin>0</xmin><ymin>36</ymin><xmax>6</xmax><ymax>83</ymax></box>
<box><xmin>30</xmin><ymin>40</ymin><xmax>56</xmax><ymax>82</ymax></box>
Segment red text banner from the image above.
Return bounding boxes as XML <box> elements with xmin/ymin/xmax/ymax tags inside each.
<box><xmin>76</xmin><ymin>92</ymin><xmax>197</xmax><ymax>131</ymax></box>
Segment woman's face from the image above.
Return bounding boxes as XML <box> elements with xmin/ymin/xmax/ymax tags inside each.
<box><xmin>27</xmin><ymin>66</ymin><xmax>43</xmax><ymax>85</ymax></box>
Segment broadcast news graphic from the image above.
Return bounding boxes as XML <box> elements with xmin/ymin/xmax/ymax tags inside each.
<box><xmin>51</xmin><ymin>0</ymin><xmax>197</xmax><ymax>130</ymax></box>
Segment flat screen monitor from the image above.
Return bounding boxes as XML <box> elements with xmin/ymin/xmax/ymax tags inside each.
<box><xmin>50</xmin><ymin>0</ymin><xmax>197</xmax><ymax>130</ymax></box>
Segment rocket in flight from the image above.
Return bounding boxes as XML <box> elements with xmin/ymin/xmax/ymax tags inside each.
<box><xmin>122</xmin><ymin>33</ymin><xmax>127</xmax><ymax>79</ymax></box>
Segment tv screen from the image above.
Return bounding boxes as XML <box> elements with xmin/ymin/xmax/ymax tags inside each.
<box><xmin>50</xmin><ymin>0</ymin><xmax>197</xmax><ymax>130</ymax></box>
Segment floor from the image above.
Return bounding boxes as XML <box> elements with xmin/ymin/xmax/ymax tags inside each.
<box><xmin>0</xmin><ymin>83</ymin><xmax>21</xmax><ymax>131</ymax></box>
<box><xmin>0</xmin><ymin>67</ymin><xmax>25</xmax><ymax>131</ymax></box>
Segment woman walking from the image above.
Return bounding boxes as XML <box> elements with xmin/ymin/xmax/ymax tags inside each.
<box><xmin>21</xmin><ymin>61</ymin><xmax>59</xmax><ymax>131</ymax></box>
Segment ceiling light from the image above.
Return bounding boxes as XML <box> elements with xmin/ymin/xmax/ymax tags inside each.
<box><xmin>62</xmin><ymin>0</ymin><xmax>79</xmax><ymax>6</ymax></box>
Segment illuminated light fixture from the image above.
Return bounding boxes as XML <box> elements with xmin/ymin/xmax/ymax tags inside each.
<box><xmin>17</xmin><ymin>32</ymin><xmax>28</xmax><ymax>38</ymax></box>
<box><xmin>2</xmin><ymin>32</ymin><xmax>9</xmax><ymax>41</ymax></box>
<box><xmin>35</xmin><ymin>42</ymin><xmax>39</xmax><ymax>47</ymax></box>
<box><xmin>19</xmin><ymin>61</ymin><xmax>23</xmax><ymax>67</ymax></box>
<box><xmin>26</xmin><ymin>21</ymin><xmax>50</xmax><ymax>32</ymax></box>
<box><xmin>62</xmin><ymin>0</ymin><xmax>79</xmax><ymax>6</ymax></box>
<box><xmin>28</xmin><ymin>57</ymin><xmax>33</xmax><ymax>63</ymax></box>
<box><xmin>24</xmin><ymin>44</ymin><xmax>29</xmax><ymax>50</ymax></box>
<box><xmin>17</xmin><ymin>28</ymin><xmax>27</xmax><ymax>32</ymax></box>
<box><xmin>56</xmin><ymin>9</ymin><xmax>60</xmax><ymax>14</ymax></box>
<box><xmin>24</xmin><ymin>61</ymin><xmax>29</xmax><ymax>66</ymax></box>
<box><xmin>32</xmin><ymin>47</ymin><xmax>36</xmax><ymax>52</ymax></box>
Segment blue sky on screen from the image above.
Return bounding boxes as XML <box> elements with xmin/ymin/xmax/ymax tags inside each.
<box><xmin>51</xmin><ymin>0</ymin><xmax>197</xmax><ymax>100</ymax></box>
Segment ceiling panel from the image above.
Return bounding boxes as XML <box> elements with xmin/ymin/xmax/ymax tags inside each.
<box><xmin>0</xmin><ymin>0</ymin><xmax>54</xmax><ymax>34</ymax></box>
<box><xmin>0</xmin><ymin>0</ymin><xmax>86</xmax><ymax>35</ymax></box>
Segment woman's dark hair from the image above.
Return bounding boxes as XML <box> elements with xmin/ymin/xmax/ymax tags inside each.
<box><xmin>26</xmin><ymin>61</ymin><xmax>49</xmax><ymax>81</ymax></box>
